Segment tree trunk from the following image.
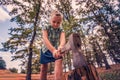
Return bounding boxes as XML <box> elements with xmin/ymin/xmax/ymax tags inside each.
<box><xmin>95</xmin><ymin>53</ymin><xmax>102</xmax><ymax>67</ymax></box>
<box><xmin>26</xmin><ymin>1</ymin><xmax>41</xmax><ymax>80</ymax></box>
<box><xmin>108</xmin><ymin>49</ymin><xmax>120</xmax><ymax>64</ymax></box>
<box><xmin>96</xmin><ymin>41</ymin><xmax>111</xmax><ymax>69</ymax></box>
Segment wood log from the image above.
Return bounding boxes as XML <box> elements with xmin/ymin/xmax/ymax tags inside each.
<box><xmin>61</xmin><ymin>33</ymin><xmax>101</xmax><ymax>80</ymax></box>
<box><xmin>64</xmin><ymin>64</ymin><xmax>101</xmax><ymax>80</ymax></box>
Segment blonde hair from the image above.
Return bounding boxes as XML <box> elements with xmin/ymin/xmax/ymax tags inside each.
<box><xmin>50</xmin><ymin>10</ymin><xmax>63</xmax><ymax>20</ymax></box>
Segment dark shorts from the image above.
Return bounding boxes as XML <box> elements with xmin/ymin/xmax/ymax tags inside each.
<box><xmin>39</xmin><ymin>49</ymin><xmax>62</xmax><ymax>64</ymax></box>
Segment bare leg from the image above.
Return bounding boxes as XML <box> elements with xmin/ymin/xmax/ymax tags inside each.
<box><xmin>54</xmin><ymin>59</ymin><xmax>63</xmax><ymax>80</ymax></box>
<box><xmin>40</xmin><ymin>64</ymin><xmax>48</xmax><ymax>80</ymax></box>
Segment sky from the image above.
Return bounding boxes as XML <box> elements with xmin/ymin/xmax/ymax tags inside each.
<box><xmin>0</xmin><ymin>6</ymin><xmax>21</xmax><ymax>72</ymax></box>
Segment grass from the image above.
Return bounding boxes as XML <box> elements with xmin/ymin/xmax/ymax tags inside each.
<box><xmin>99</xmin><ymin>69</ymin><xmax>120</xmax><ymax>80</ymax></box>
<box><xmin>97</xmin><ymin>64</ymin><xmax>120</xmax><ymax>80</ymax></box>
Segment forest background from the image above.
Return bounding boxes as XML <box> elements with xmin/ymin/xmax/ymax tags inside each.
<box><xmin>0</xmin><ymin>0</ymin><xmax>120</xmax><ymax>79</ymax></box>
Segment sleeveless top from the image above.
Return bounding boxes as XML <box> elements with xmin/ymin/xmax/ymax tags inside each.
<box><xmin>41</xmin><ymin>25</ymin><xmax>64</xmax><ymax>53</ymax></box>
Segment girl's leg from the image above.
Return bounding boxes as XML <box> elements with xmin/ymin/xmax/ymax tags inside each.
<box><xmin>40</xmin><ymin>64</ymin><xmax>48</xmax><ymax>80</ymax></box>
<box><xmin>54</xmin><ymin>59</ymin><xmax>63</xmax><ymax>80</ymax></box>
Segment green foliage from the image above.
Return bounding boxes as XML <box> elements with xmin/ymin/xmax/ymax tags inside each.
<box><xmin>9</xmin><ymin>67</ymin><xmax>18</xmax><ymax>73</ymax></box>
<box><xmin>0</xmin><ymin>57</ymin><xmax>6</xmax><ymax>69</ymax></box>
<box><xmin>20</xmin><ymin>69</ymin><xmax>26</xmax><ymax>74</ymax></box>
<box><xmin>99</xmin><ymin>69</ymin><xmax>120</xmax><ymax>80</ymax></box>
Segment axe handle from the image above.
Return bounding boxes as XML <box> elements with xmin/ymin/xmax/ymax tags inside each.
<box><xmin>59</xmin><ymin>47</ymin><xmax>70</xmax><ymax>54</ymax></box>
<box><xmin>59</xmin><ymin>40</ymin><xmax>71</xmax><ymax>54</ymax></box>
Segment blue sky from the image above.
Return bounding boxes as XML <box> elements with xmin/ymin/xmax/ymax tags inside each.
<box><xmin>0</xmin><ymin>6</ymin><xmax>21</xmax><ymax>72</ymax></box>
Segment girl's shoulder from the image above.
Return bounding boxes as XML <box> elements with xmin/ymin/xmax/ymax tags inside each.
<box><xmin>59</xmin><ymin>26</ymin><xmax>64</xmax><ymax>32</ymax></box>
<box><xmin>42</xmin><ymin>23</ymin><xmax>50</xmax><ymax>30</ymax></box>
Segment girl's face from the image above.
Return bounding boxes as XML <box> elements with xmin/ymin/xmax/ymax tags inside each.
<box><xmin>50</xmin><ymin>15</ymin><xmax>62</xmax><ymax>28</ymax></box>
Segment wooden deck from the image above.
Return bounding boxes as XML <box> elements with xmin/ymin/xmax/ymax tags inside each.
<box><xmin>0</xmin><ymin>70</ymin><xmax>54</xmax><ymax>80</ymax></box>
<box><xmin>0</xmin><ymin>64</ymin><xmax>120</xmax><ymax>80</ymax></box>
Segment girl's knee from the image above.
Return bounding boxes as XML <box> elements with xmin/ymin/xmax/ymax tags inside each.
<box><xmin>55</xmin><ymin>59</ymin><xmax>62</xmax><ymax>64</ymax></box>
<box><xmin>40</xmin><ymin>64</ymin><xmax>48</xmax><ymax>71</ymax></box>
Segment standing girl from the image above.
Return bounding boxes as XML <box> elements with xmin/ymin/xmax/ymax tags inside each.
<box><xmin>40</xmin><ymin>10</ymin><xmax>66</xmax><ymax>80</ymax></box>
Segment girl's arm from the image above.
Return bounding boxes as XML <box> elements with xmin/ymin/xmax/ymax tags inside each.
<box><xmin>42</xmin><ymin>30</ymin><xmax>56</xmax><ymax>53</ymax></box>
<box><xmin>58</xmin><ymin>32</ymin><xmax>66</xmax><ymax>49</ymax></box>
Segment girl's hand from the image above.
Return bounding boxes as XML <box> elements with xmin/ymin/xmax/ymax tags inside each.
<box><xmin>53</xmin><ymin>50</ymin><xmax>62</xmax><ymax>59</ymax></box>
<box><xmin>58</xmin><ymin>46</ymin><xmax>64</xmax><ymax>57</ymax></box>
<box><xmin>58</xmin><ymin>45</ymin><xmax>64</xmax><ymax>51</ymax></box>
